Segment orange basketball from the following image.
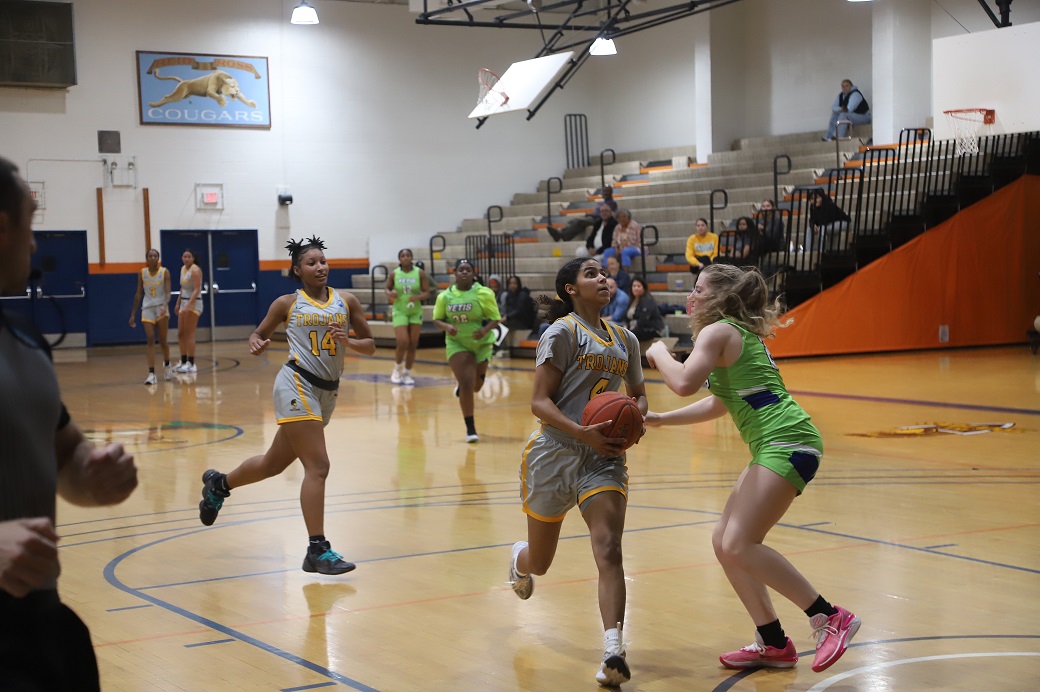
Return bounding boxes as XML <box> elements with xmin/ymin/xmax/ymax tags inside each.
<box><xmin>581</xmin><ymin>391</ymin><xmax>643</xmax><ymax>451</ymax></box>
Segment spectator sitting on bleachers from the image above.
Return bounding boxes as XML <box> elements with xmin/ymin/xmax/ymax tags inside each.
<box><xmin>499</xmin><ymin>275</ymin><xmax>536</xmax><ymax>332</ymax></box>
<box><xmin>601</xmin><ymin>276</ymin><xmax>629</xmax><ymax>322</ymax></box>
<box><xmin>717</xmin><ymin>217</ymin><xmax>761</xmax><ymax>266</ymax></box>
<box><xmin>593</xmin><ymin>184</ymin><xmax>618</xmax><ymax>215</ymax></box>
<box><xmin>626</xmin><ymin>277</ymin><xmax>665</xmax><ymax>341</ymax></box>
<box><xmin>755</xmin><ymin>199</ymin><xmax>785</xmax><ymax>253</ymax></box>
<box><xmin>824</xmin><ymin>79</ymin><xmax>871</xmax><ymax>141</ymax></box>
<box><xmin>577</xmin><ymin>205</ymin><xmax>617</xmax><ymax>258</ymax></box>
<box><xmin>551</xmin><ymin>185</ymin><xmax>618</xmax><ymax>242</ymax></box>
<box><xmin>685</xmin><ymin>217</ymin><xmax>719</xmax><ymax>275</ymax></box>
<box><xmin>602</xmin><ymin>208</ymin><xmax>643</xmax><ymax>269</ymax></box>
<box><xmin>605</xmin><ymin>254</ymin><xmax>632</xmax><ymax>298</ymax></box>
<box><xmin>487</xmin><ymin>274</ymin><xmax>503</xmax><ymax>301</ymax></box>
<box><xmin>806</xmin><ymin>190</ymin><xmax>850</xmax><ymax>254</ymax></box>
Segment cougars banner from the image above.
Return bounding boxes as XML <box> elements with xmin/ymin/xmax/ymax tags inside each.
<box><xmin>136</xmin><ymin>51</ymin><xmax>271</xmax><ymax>129</ymax></box>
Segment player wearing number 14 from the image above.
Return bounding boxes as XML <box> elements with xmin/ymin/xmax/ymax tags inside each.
<box><xmin>196</xmin><ymin>237</ymin><xmax>376</xmax><ymax>575</ymax></box>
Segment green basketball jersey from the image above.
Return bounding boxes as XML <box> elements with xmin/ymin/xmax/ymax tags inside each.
<box><xmin>707</xmin><ymin>319</ymin><xmax>815</xmax><ymax>447</ymax></box>
<box><xmin>392</xmin><ymin>266</ymin><xmax>421</xmax><ymax>312</ymax></box>
<box><xmin>433</xmin><ymin>282</ymin><xmax>500</xmax><ymax>345</ymax></box>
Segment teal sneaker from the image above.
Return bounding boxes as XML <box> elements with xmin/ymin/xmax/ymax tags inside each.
<box><xmin>303</xmin><ymin>545</ymin><xmax>356</xmax><ymax>575</ymax></box>
<box><xmin>198</xmin><ymin>469</ymin><xmax>229</xmax><ymax>526</ymax></box>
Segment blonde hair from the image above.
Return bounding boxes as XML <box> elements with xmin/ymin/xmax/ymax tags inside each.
<box><xmin>690</xmin><ymin>264</ymin><xmax>788</xmax><ymax>338</ymax></box>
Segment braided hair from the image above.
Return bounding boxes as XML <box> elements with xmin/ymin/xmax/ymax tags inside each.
<box><xmin>285</xmin><ymin>235</ymin><xmax>327</xmax><ymax>283</ymax></box>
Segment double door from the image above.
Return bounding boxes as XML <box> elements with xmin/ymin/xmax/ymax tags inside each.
<box><xmin>161</xmin><ymin>230</ymin><xmax>259</xmax><ymax>342</ymax></box>
<box><xmin>0</xmin><ymin>230</ymin><xmax>88</xmax><ymax>347</ymax></box>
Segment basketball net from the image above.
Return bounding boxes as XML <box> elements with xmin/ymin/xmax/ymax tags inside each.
<box><xmin>476</xmin><ymin>68</ymin><xmax>509</xmax><ymax>117</ymax></box>
<box><xmin>943</xmin><ymin>108</ymin><xmax>995</xmax><ymax>156</ymax></box>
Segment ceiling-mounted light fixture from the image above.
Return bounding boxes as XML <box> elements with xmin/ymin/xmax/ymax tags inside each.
<box><xmin>589</xmin><ymin>37</ymin><xmax>617</xmax><ymax>56</ymax></box>
<box><xmin>291</xmin><ymin>1</ymin><xmax>319</xmax><ymax>25</ymax></box>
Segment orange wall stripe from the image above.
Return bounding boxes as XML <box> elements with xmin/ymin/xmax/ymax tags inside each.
<box><xmin>89</xmin><ymin>262</ymin><xmax>141</xmax><ymax>274</ymax></box>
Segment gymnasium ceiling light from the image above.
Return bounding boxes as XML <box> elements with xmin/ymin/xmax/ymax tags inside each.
<box><xmin>589</xmin><ymin>37</ymin><xmax>617</xmax><ymax>56</ymax></box>
<box><xmin>291</xmin><ymin>1</ymin><xmax>319</xmax><ymax>24</ymax></box>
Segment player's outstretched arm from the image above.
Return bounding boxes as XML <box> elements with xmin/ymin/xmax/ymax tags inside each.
<box><xmin>645</xmin><ymin>395</ymin><xmax>727</xmax><ymax>428</ymax></box>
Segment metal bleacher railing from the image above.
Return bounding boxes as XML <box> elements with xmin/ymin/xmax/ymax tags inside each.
<box><xmin>771</xmin><ymin>127</ymin><xmax>1039</xmax><ymax>308</ymax></box>
<box><xmin>464</xmin><ymin>204</ymin><xmax>516</xmax><ymax>284</ymax></box>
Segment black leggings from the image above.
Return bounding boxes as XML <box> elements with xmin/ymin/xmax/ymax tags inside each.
<box><xmin>0</xmin><ymin>590</ymin><xmax>100</xmax><ymax>691</ymax></box>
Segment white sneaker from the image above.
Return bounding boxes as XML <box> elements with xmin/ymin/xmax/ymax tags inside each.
<box><xmin>508</xmin><ymin>541</ymin><xmax>534</xmax><ymax>599</ymax></box>
<box><xmin>185</xmin><ymin>362</ymin><xmax>198</xmax><ymax>373</ymax></box>
<box><xmin>466</xmin><ymin>433</ymin><xmax>479</xmax><ymax>443</ymax></box>
<box><xmin>163</xmin><ymin>366</ymin><xmax>173</xmax><ymax>381</ymax></box>
<box><xmin>401</xmin><ymin>370</ymin><xmax>415</xmax><ymax>386</ymax></box>
<box><xmin>595</xmin><ymin>623</ymin><xmax>631</xmax><ymax>686</ymax></box>
<box><xmin>144</xmin><ymin>372</ymin><xmax>157</xmax><ymax>385</ymax></box>
<box><xmin>390</xmin><ymin>366</ymin><xmax>402</xmax><ymax>384</ymax></box>
<box><xmin>173</xmin><ymin>362</ymin><xmax>189</xmax><ymax>373</ymax></box>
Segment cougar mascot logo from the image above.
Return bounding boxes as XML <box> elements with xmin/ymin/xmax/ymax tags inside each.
<box><xmin>149</xmin><ymin>69</ymin><xmax>257</xmax><ymax>108</ymax></box>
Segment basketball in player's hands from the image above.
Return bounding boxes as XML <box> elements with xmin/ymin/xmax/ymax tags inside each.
<box><xmin>581</xmin><ymin>391</ymin><xmax>644</xmax><ymax>450</ymax></box>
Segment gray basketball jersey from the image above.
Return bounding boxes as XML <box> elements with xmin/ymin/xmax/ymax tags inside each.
<box><xmin>141</xmin><ymin>267</ymin><xmax>168</xmax><ymax>309</ymax></box>
<box><xmin>535</xmin><ymin>313</ymin><xmax>642</xmax><ymax>441</ymax></box>
<box><xmin>286</xmin><ymin>287</ymin><xmax>349</xmax><ymax>381</ymax></box>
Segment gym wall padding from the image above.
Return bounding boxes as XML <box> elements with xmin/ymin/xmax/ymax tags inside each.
<box><xmin>770</xmin><ymin>174</ymin><xmax>1040</xmax><ymax>358</ymax></box>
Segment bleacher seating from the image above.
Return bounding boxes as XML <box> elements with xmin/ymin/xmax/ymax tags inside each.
<box><xmin>352</xmin><ymin>124</ymin><xmax>1039</xmax><ymax>357</ymax></box>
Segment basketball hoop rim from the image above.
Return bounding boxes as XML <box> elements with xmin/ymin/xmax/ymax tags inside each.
<box><xmin>477</xmin><ymin>67</ymin><xmax>509</xmax><ymax>106</ymax></box>
<box><xmin>943</xmin><ymin>108</ymin><xmax>996</xmax><ymax>125</ymax></box>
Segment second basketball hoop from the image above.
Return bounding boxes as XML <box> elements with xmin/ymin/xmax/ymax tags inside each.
<box><xmin>943</xmin><ymin>108</ymin><xmax>996</xmax><ymax>156</ymax></box>
<box><xmin>475</xmin><ymin>67</ymin><xmax>510</xmax><ymax>117</ymax></box>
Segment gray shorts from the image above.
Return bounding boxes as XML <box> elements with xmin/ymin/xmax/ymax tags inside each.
<box><xmin>519</xmin><ymin>426</ymin><xmax>628</xmax><ymax>522</ymax></box>
<box><xmin>273</xmin><ymin>365</ymin><xmax>338</xmax><ymax>426</ymax></box>
<box><xmin>141</xmin><ymin>304</ymin><xmax>169</xmax><ymax>324</ymax></box>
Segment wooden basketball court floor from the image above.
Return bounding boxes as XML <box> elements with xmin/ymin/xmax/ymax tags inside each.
<box><xmin>49</xmin><ymin>340</ymin><xmax>1039</xmax><ymax>691</ymax></box>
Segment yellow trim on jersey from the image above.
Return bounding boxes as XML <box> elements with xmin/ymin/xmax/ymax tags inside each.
<box><xmin>299</xmin><ymin>286</ymin><xmax>334</xmax><ymax>310</ymax></box>
<box><xmin>578</xmin><ymin>485</ymin><xmax>627</xmax><ymax>507</ymax></box>
<box><xmin>292</xmin><ymin>372</ymin><xmax>317</xmax><ymax>417</ymax></box>
<box><xmin>519</xmin><ymin>432</ymin><xmax>568</xmax><ymax>523</ymax></box>
<box><xmin>563</xmin><ymin>314</ymin><xmax>619</xmax><ymax>349</ymax></box>
<box><xmin>144</xmin><ymin>266</ymin><xmax>165</xmax><ymax>280</ymax></box>
<box><xmin>277</xmin><ymin>413</ymin><xmax>323</xmax><ymax>425</ymax></box>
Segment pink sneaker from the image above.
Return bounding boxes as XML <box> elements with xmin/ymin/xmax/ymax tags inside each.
<box><xmin>810</xmin><ymin>605</ymin><xmax>861</xmax><ymax>672</ymax></box>
<box><xmin>720</xmin><ymin>632</ymin><xmax>798</xmax><ymax>670</ymax></box>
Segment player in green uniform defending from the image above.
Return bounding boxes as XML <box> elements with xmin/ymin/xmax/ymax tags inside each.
<box><xmin>644</xmin><ymin>264</ymin><xmax>860</xmax><ymax>674</ymax></box>
<box><xmin>385</xmin><ymin>248</ymin><xmax>430</xmax><ymax>386</ymax></box>
<box><xmin>432</xmin><ymin>259</ymin><xmax>501</xmax><ymax>442</ymax></box>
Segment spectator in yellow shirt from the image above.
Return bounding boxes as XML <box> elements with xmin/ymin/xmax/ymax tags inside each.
<box><xmin>685</xmin><ymin>218</ymin><xmax>719</xmax><ymax>275</ymax></box>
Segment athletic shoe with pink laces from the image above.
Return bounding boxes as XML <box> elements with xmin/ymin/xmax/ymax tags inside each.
<box><xmin>810</xmin><ymin>605</ymin><xmax>861</xmax><ymax>672</ymax></box>
<box><xmin>719</xmin><ymin>632</ymin><xmax>798</xmax><ymax>670</ymax></box>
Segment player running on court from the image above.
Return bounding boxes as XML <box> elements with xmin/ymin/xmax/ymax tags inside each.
<box><xmin>432</xmin><ymin>258</ymin><xmax>500</xmax><ymax>442</ymax></box>
<box><xmin>644</xmin><ymin>264</ymin><xmax>860</xmax><ymax>673</ymax></box>
<box><xmin>128</xmin><ymin>248</ymin><xmax>172</xmax><ymax>384</ymax></box>
<box><xmin>197</xmin><ymin>236</ymin><xmax>375</xmax><ymax>575</ymax></box>
<box><xmin>508</xmin><ymin>257</ymin><xmax>647</xmax><ymax>687</ymax></box>
<box><xmin>386</xmin><ymin>248</ymin><xmax>430</xmax><ymax>386</ymax></box>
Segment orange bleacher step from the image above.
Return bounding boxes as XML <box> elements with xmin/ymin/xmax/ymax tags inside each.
<box><xmin>613</xmin><ymin>179</ymin><xmax>650</xmax><ymax>188</ymax></box>
<box><xmin>656</xmin><ymin>264</ymin><xmax>689</xmax><ymax>272</ymax></box>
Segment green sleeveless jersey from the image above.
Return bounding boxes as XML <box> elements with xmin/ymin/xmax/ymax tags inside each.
<box><xmin>392</xmin><ymin>266</ymin><xmax>421</xmax><ymax>312</ymax></box>
<box><xmin>707</xmin><ymin>319</ymin><xmax>816</xmax><ymax>448</ymax></box>
<box><xmin>433</xmin><ymin>282</ymin><xmax>500</xmax><ymax>345</ymax></box>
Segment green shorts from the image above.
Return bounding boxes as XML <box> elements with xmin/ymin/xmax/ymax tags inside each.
<box><xmin>445</xmin><ymin>335</ymin><xmax>493</xmax><ymax>363</ymax></box>
<box><xmin>392</xmin><ymin>304</ymin><xmax>423</xmax><ymax>327</ymax></box>
<box><xmin>751</xmin><ymin>435</ymin><xmax>823</xmax><ymax>495</ymax></box>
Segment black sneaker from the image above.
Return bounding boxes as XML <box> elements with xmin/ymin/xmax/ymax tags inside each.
<box><xmin>198</xmin><ymin>469</ymin><xmax>229</xmax><ymax>526</ymax></box>
<box><xmin>302</xmin><ymin>545</ymin><xmax>356</xmax><ymax>575</ymax></box>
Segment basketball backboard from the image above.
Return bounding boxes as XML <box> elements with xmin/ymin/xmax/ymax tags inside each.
<box><xmin>468</xmin><ymin>51</ymin><xmax>575</xmax><ymax>119</ymax></box>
